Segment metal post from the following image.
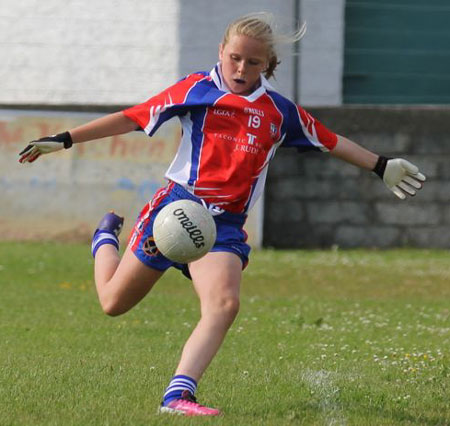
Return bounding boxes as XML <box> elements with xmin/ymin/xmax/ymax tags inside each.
<box><xmin>293</xmin><ymin>0</ymin><xmax>301</xmax><ymax>104</ymax></box>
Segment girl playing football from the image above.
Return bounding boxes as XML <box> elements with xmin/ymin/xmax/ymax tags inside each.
<box><xmin>19</xmin><ymin>13</ymin><xmax>425</xmax><ymax>416</ymax></box>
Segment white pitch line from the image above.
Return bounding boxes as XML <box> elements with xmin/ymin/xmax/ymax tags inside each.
<box><xmin>301</xmin><ymin>369</ymin><xmax>347</xmax><ymax>426</ymax></box>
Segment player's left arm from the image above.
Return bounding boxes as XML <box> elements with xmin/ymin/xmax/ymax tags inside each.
<box><xmin>330</xmin><ymin>135</ymin><xmax>426</xmax><ymax>199</ymax></box>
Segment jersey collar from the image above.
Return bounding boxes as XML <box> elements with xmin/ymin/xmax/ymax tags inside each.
<box><xmin>210</xmin><ymin>63</ymin><xmax>273</xmax><ymax>102</ymax></box>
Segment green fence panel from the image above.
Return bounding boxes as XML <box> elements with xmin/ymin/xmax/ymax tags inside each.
<box><xmin>343</xmin><ymin>0</ymin><xmax>450</xmax><ymax>104</ymax></box>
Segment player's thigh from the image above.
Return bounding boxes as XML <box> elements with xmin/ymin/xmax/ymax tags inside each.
<box><xmin>107</xmin><ymin>245</ymin><xmax>164</xmax><ymax>312</ymax></box>
<box><xmin>189</xmin><ymin>251</ymin><xmax>242</xmax><ymax>313</ymax></box>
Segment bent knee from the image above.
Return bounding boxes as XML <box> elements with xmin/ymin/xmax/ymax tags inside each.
<box><xmin>223</xmin><ymin>297</ymin><xmax>240</xmax><ymax>317</ymax></box>
<box><xmin>205</xmin><ymin>297</ymin><xmax>240</xmax><ymax>320</ymax></box>
<box><xmin>100</xmin><ymin>298</ymin><xmax>129</xmax><ymax>317</ymax></box>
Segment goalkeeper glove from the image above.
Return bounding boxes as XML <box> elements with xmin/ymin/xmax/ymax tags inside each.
<box><xmin>373</xmin><ymin>156</ymin><xmax>426</xmax><ymax>200</ymax></box>
<box><xmin>19</xmin><ymin>131</ymin><xmax>73</xmax><ymax>163</ymax></box>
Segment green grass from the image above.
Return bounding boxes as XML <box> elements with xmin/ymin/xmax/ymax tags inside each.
<box><xmin>0</xmin><ymin>242</ymin><xmax>449</xmax><ymax>425</ymax></box>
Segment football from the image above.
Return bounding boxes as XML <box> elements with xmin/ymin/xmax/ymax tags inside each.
<box><xmin>153</xmin><ymin>199</ymin><xmax>217</xmax><ymax>263</ymax></box>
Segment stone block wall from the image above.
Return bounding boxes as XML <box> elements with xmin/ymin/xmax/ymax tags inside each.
<box><xmin>264</xmin><ymin>106</ymin><xmax>450</xmax><ymax>248</ymax></box>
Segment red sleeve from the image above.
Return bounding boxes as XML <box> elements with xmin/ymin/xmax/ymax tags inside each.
<box><xmin>123</xmin><ymin>73</ymin><xmax>206</xmax><ymax>135</ymax></box>
<box><xmin>296</xmin><ymin>106</ymin><xmax>338</xmax><ymax>151</ymax></box>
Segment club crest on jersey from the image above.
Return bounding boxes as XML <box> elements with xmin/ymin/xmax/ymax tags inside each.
<box><xmin>142</xmin><ymin>236</ymin><xmax>160</xmax><ymax>257</ymax></box>
<box><xmin>270</xmin><ymin>123</ymin><xmax>278</xmax><ymax>139</ymax></box>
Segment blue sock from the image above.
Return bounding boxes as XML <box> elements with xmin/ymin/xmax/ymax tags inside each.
<box><xmin>163</xmin><ymin>375</ymin><xmax>197</xmax><ymax>406</ymax></box>
<box><xmin>91</xmin><ymin>231</ymin><xmax>119</xmax><ymax>258</ymax></box>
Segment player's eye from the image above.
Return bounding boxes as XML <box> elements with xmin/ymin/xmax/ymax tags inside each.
<box><xmin>249</xmin><ymin>59</ymin><xmax>261</xmax><ymax>66</ymax></box>
<box><xmin>230</xmin><ymin>54</ymin><xmax>240</xmax><ymax>62</ymax></box>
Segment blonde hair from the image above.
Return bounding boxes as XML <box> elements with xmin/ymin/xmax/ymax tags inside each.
<box><xmin>222</xmin><ymin>12</ymin><xmax>306</xmax><ymax>79</ymax></box>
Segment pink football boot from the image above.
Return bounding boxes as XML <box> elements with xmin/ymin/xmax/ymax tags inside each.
<box><xmin>159</xmin><ymin>390</ymin><xmax>221</xmax><ymax>416</ymax></box>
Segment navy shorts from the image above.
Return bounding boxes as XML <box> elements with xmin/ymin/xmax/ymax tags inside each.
<box><xmin>128</xmin><ymin>181</ymin><xmax>251</xmax><ymax>278</ymax></box>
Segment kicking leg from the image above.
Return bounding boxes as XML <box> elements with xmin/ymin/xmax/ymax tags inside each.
<box><xmin>92</xmin><ymin>212</ymin><xmax>163</xmax><ymax>316</ymax></box>
<box><xmin>94</xmin><ymin>245</ymin><xmax>163</xmax><ymax>316</ymax></box>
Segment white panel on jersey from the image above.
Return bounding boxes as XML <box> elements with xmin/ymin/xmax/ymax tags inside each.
<box><xmin>164</xmin><ymin>112</ymin><xmax>195</xmax><ymax>184</ymax></box>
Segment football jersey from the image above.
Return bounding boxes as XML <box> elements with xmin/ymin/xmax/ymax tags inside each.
<box><xmin>123</xmin><ymin>64</ymin><xmax>338</xmax><ymax>214</ymax></box>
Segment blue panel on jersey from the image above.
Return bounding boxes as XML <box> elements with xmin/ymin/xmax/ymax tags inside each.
<box><xmin>183</xmin><ymin>79</ymin><xmax>230</xmax><ymax>186</ymax></box>
<box><xmin>187</xmin><ymin>107</ymin><xmax>207</xmax><ymax>186</ymax></box>
<box><xmin>148</xmin><ymin>108</ymin><xmax>181</xmax><ymax>136</ymax></box>
<box><xmin>267</xmin><ymin>90</ymin><xmax>322</xmax><ymax>153</ymax></box>
<box><xmin>184</xmin><ymin>78</ymin><xmax>224</xmax><ymax>106</ymax></box>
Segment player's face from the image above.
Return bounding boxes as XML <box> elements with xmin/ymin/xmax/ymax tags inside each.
<box><xmin>219</xmin><ymin>34</ymin><xmax>269</xmax><ymax>96</ymax></box>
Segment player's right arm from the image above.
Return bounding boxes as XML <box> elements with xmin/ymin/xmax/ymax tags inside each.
<box><xmin>20</xmin><ymin>72</ymin><xmax>205</xmax><ymax>163</ymax></box>
<box><xmin>69</xmin><ymin>111</ymin><xmax>138</xmax><ymax>143</ymax></box>
<box><xmin>19</xmin><ymin>111</ymin><xmax>137</xmax><ymax>163</ymax></box>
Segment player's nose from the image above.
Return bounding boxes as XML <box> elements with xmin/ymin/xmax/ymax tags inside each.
<box><xmin>237</xmin><ymin>60</ymin><xmax>247</xmax><ymax>75</ymax></box>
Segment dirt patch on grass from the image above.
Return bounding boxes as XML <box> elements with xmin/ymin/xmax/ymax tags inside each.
<box><xmin>0</xmin><ymin>222</ymin><xmax>91</xmax><ymax>243</ymax></box>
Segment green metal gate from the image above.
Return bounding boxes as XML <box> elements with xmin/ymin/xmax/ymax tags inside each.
<box><xmin>343</xmin><ymin>0</ymin><xmax>450</xmax><ymax>104</ymax></box>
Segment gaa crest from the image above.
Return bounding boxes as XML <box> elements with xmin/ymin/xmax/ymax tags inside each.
<box><xmin>143</xmin><ymin>236</ymin><xmax>159</xmax><ymax>257</ymax></box>
<box><xmin>270</xmin><ymin>123</ymin><xmax>278</xmax><ymax>139</ymax></box>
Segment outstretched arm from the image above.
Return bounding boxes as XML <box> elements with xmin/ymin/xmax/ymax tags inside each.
<box><xmin>19</xmin><ymin>112</ymin><xmax>137</xmax><ymax>163</ymax></box>
<box><xmin>330</xmin><ymin>135</ymin><xmax>378</xmax><ymax>170</ymax></box>
<box><xmin>69</xmin><ymin>112</ymin><xmax>138</xmax><ymax>143</ymax></box>
<box><xmin>330</xmin><ymin>135</ymin><xmax>426</xmax><ymax>199</ymax></box>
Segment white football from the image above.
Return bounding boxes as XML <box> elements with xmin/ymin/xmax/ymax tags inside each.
<box><xmin>153</xmin><ymin>199</ymin><xmax>217</xmax><ymax>263</ymax></box>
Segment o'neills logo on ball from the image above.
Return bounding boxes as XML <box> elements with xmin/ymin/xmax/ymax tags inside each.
<box><xmin>173</xmin><ymin>208</ymin><xmax>205</xmax><ymax>248</ymax></box>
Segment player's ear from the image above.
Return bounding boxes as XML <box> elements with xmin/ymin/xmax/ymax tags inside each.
<box><xmin>218</xmin><ymin>43</ymin><xmax>224</xmax><ymax>61</ymax></box>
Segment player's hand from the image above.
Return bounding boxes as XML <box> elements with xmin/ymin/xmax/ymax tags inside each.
<box><xmin>373</xmin><ymin>156</ymin><xmax>426</xmax><ymax>199</ymax></box>
<box><xmin>19</xmin><ymin>131</ymin><xmax>73</xmax><ymax>163</ymax></box>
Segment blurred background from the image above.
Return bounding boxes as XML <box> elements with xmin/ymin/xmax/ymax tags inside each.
<box><xmin>0</xmin><ymin>0</ymin><xmax>449</xmax><ymax>248</ymax></box>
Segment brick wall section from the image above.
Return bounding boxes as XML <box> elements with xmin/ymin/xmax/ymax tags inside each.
<box><xmin>264</xmin><ymin>107</ymin><xmax>450</xmax><ymax>248</ymax></box>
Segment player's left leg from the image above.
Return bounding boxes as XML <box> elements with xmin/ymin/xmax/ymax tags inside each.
<box><xmin>159</xmin><ymin>251</ymin><xmax>242</xmax><ymax>416</ymax></box>
<box><xmin>178</xmin><ymin>251</ymin><xmax>242</xmax><ymax>379</ymax></box>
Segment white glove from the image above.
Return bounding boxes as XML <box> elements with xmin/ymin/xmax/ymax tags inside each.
<box><xmin>374</xmin><ymin>156</ymin><xmax>426</xmax><ymax>200</ymax></box>
<box><xmin>19</xmin><ymin>131</ymin><xmax>73</xmax><ymax>163</ymax></box>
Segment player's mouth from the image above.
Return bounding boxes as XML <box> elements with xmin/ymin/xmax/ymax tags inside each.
<box><xmin>233</xmin><ymin>78</ymin><xmax>246</xmax><ymax>85</ymax></box>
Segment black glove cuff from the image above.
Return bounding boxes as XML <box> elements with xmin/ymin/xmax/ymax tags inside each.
<box><xmin>373</xmin><ymin>155</ymin><xmax>391</xmax><ymax>179</ymax></box>
<box><xmin>55</xmin><ymin>131</ymin><xmax>73</xmax><ymax>149</ymax></box>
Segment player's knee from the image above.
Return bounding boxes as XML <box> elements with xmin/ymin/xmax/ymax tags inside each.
<box><xmin>208</xmin><ymin>296</ymin><xmax>240</xmax><ymax>322</ymax></box>
<box><xmin>224</xmin><ymin>297</ymin><xmax>240</xmax><ymax>319</ymax></box>
<box><xmin>102</xmin><ymin>304</ymin><xmax>122</xmax><ymax>317</ymax></box>
<box><xmin>100</xmin><ymin>298</ymin><xmax>128</xmax><ymax>317</ymax></box>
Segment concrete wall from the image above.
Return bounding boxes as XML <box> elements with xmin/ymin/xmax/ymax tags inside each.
<box><xmin>299</xmin><ymin>0</ymin><xmax>345</xmax><ymax>106</ymax></box>
<box><xmin>0</xmin><ymin>0</ymin><xmax>297</xmax><ymax>105</ymax></box>
<box><xmin>0</xmin><ymin>109</ymin><xmax>263</xmax><ymax>247</ymax></box>
<box><xmin>178</xmin><ymin>1</ymin><xmax>295</xmax><ymax>97</ymax></box>
<box><xmin>0</xmin><ymin>109</ymin><xmax>177</xmax><ymax>242</ymax></box>
<box><xmin>8</xmin><ymin>1</ymin><xmax>431</xmax><ymax>249</ymax></box>
<box><xmin>264</xmin><ymin>107</ymin><xmax>450</xmax><ymax>248</ymax></box>
<box><xmin>0</xmin><ymin>0</ymin><xmax>180</xmax><ymax>105</ymax></box>
<box><xmin>1</xmin><ymin>0</ymin><xmax>344</xmax><ymax>106</ymax></box>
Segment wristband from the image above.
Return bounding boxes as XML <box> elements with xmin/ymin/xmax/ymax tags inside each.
<box><xmin>373</xmin><ymin>155</ymin><xmax>391</xmax><ymax>179</ymax></box>
<box><xmin>56</xmin><ymin>131</ymin><xmax>73</xmax><ymax>149</ymax></box>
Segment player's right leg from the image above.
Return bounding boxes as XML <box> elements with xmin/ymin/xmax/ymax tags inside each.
<box><xmin>92</xmin><ymin>210</ymin><xmax>164</xmax><ymax>316</ymax></box>
<box><xmin>91</xmin><ymin>184</ymin><xmax>179</xmax><ymax>316</ymax></box>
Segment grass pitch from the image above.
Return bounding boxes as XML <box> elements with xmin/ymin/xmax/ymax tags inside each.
<box><xmin>0</xmin><ymin>242</ymin><xmax>448</xmax><ymax>425</ymax></box>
